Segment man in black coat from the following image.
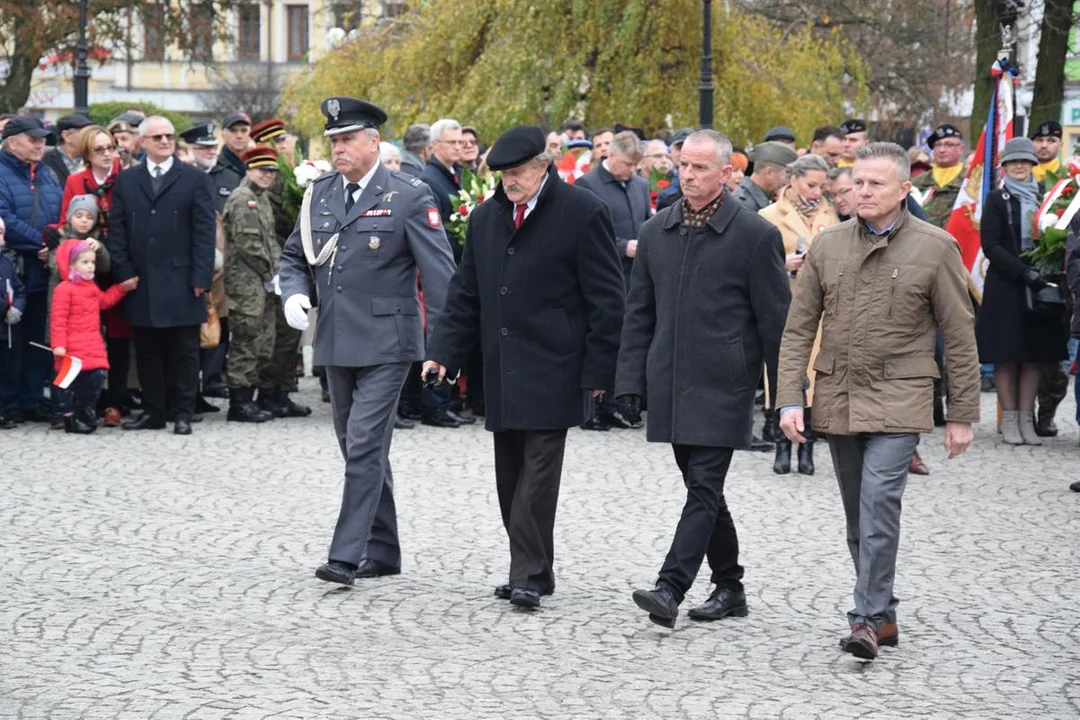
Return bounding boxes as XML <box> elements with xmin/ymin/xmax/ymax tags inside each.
<box><xmin>42</xmin><ymin>114</ymin><xmax>92</xmax><ymax>187</ymax></box>
<box><xmin>615</xmin><ymin>130</ymin><xmax>791</xmax><ymax>628</ymax></box>
<box><xmin>107</xmin><ymin>116</ymin><xmax>217</xmax><ymax>435</ymax></box>
<box><xmin>575</xmin><ymin>130</ymin><xmax>651</xmax><ymax>430</ymax></box>
<box><xmin>424</xmin><ymin>125</ymin><xmax>626</xmax><ymax>610</ymax></box>
<box><xmin>208</xmin><ymin>112</ymin><xmax>248</xmax><ymax>213</ymax></box>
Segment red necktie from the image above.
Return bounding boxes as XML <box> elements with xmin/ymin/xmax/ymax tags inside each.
<box><xmin>513</xmin><ymin>203</ymin><xmax>526</xmax><ymax>229</ymax></box>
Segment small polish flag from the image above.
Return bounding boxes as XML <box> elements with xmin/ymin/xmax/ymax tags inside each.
<box><xmin>4</xmin><ymin>278</ymin><xmax>12</xmax><ymax>308</ymax></box>
<box><xmin>53</xmin><ymin>354</ymin><xmax>82</xmax><ymax>389</ymax></box>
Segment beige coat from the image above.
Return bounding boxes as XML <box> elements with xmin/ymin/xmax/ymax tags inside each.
<box><xmin>759</xmin><ymin>190</ymin><xmax>839</xmax><ymax>405</ymax></box>
<box><xmin>776</xmin><ymin>207</ymin><xmax>980</xmax><ymax>435</ymax></box>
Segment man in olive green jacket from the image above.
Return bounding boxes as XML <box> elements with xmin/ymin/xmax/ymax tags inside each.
<box><xmin>777</xmin><ymin>142</ymin><xmax>980</xmax><ymax>661</ymax></box>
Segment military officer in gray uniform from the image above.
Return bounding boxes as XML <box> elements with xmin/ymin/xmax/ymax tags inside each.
<box><xmin>279</xmin><ymin>97</ymin><xmax>456</xmax><ymax>586</ymax></box>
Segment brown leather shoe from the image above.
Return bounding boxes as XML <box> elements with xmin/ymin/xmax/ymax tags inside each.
<box><xmin>842</xmin><ymin>623</ymin><xmax>879</xmax><ymax>660</ymax></box>
<box><xmin>908</xmin><ymin>451</ymin><xmax>930</xmax><ymax>476</ymax></box>
<box><xmin>878</xmin><ymin>621</ymin><xmax>899</xmax><ymax>647</ymax></box>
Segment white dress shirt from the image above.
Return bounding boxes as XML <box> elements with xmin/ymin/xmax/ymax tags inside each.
<box><xmin>146</xmin><ymin>156</ymin><xmax>174</xmax><ymax>178</ymax></box>
<box><xmin>519</xmin><ymin>174</ymin><xmax>548</xmax><ymax>221</ymax></box>
<box><xmin>342</xmin><ymin>161</ymin><xmax>381</xmax><ymax>204</ymax></box>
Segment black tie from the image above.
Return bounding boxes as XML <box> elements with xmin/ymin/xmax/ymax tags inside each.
<box><xmin>345</xmin><ymin>183</ymin><xmax>360</xmax><ymax>212</ymax></box>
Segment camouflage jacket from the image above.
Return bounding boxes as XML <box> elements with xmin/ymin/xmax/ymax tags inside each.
<box><xmin>912</xmin><ymin>167</ymin><xmax>964</xmax><ymax>229</ymax></box>
<box><xmin>222</xmin><ymin>181</ymin><xmax>278</xmax><ymax>316</ymax></box>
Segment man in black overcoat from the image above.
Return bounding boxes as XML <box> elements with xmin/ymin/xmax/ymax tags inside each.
<box><xmin>424</xmin><ymin>125</ymin><xmax>626</xmax><ymax>610</ymax></box>
<box><xmin>615</xmin><ymin>130</ymin><xmax>791</xmax><ymax>628</ymax></box>
<box><xmin>107</xmin><ymin>116</ymin><xmax>217</xmax><ymax>435</ymax></box>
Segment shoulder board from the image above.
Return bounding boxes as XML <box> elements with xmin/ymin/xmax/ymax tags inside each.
<box><xmin>387</xmin><ymin>169</ymin><xmax>425</xmax><ymax>189</ymax></box>
<box><xmin>313</xmin><ymin>170</ymin><xmax>338</xmax><ymax>184</ymax></box>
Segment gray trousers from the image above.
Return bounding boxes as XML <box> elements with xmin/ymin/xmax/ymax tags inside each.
<box><xmin>326</xmin><ymin>362</ymin><xmax>411</xmax><ymax>568</ymax></box>
<box><xmin>827</xmin><ymin>433</ymin><xmax>920</xmax><ymax>630</ymax></box>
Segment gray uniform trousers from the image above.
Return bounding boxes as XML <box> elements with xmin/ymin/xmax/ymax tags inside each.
<box><xmin>326</xmin><ymin>361</ymin><xmax>411</xmax><ymax>568</ymax></box>
<box><xmin>827</xmin><ymin>432</ymin><xmax>921</xmax><ymax>630</ymax></box>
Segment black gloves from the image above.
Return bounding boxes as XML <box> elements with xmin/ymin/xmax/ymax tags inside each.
<box><xmin>616</xmin><ymin>394</ymin><xmax>643</xmax><ymax>424</ymax></box>
<box><xmin>1022</xmin><ymin>267</ymin><xmax>1048</xmax><ymax>290</ymax></box>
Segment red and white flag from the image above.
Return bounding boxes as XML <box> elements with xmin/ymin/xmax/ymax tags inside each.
<box><xmin>53</xmin><ymin>354</ymin><xmax>82</xmax><ymax>389</ymax></box>
<box><xmin>4</xmin><ymin>278</ymin><xmax>12</xmax><ymax>309</ymax></box>
<box><xmin>944</xmin><ymin>59</ymin><xmax>1018</xmax><ymax>303</ymax></box>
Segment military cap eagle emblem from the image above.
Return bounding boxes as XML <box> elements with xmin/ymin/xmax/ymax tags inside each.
<box><xmin>327</xmin><ymin>98</ymin><xmax>341</xmax><ymax>121</ymax></box>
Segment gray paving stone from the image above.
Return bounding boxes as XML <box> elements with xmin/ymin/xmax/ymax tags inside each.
<box><xmin>1</xmin><ymin>378</ymin><xmax>1078</xmax><ymax>719</ymax></box>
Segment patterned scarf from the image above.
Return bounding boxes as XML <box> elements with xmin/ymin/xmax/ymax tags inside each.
<box><xmin>785</xmin><ymin>186</ymin><xmax>819</xmax><ymax>223</ymax></box>
<box><xmin>681</xmin><ymin>191</ymin><xmax>725</xmax><ymax>227</ymax></box>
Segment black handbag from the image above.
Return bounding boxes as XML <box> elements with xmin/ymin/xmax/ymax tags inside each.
<box><xmin>1023</xmin><ymin>282</ymin><xmax>1068</xmax><ymax>314</ymax></box>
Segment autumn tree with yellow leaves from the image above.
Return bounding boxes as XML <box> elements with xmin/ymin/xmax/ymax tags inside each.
<box><xmin>282</xmin><ymin>0</ymin><xmax>868</xmax><ymax>146</ymax></box>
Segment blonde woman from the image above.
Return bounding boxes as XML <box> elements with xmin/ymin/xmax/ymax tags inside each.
<box><xmin>759</xmin><ymin>153</ymin><xmax>839</xmax><ymax>475</ymax></box>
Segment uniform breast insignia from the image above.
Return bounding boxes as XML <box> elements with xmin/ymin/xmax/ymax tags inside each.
<box><xmin>320</xmin><ymin>221</ymin><xmax>331</xmax><ymax>229</ymax></box>
<box><xmin>360</xmin><ymin>208</ymin><xmax>392</xmax><ymax>217</ymax></box>
<box><xmin>219</xmin><ymin>187</ymin><xmax>231</xmax><ymax>196</ymax></box>
<box><xmin>248</xmin><ymin>200</ymin><xmax>258</xmax><ymax>209</ymax></box>
<box><xmin>382</xmin><ymin>191</ymin><xmax>398</xmax><ymax>203</ymax></box>
<box><xmin>368</xmin><ymin>236</ymin><xmax>381</xmax><ymax>250</ymax></box>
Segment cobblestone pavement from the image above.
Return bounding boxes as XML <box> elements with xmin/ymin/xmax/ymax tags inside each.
<box><xmin>2</xmin><ymin>379</ymin><xmax>1078</xmax><ymax>719</ymax></box>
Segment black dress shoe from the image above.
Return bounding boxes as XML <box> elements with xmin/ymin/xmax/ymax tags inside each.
<box><xmin>797</xmin><ymin>442</ymin><xmax>815</xmax><ymax>475</ymax></box>
<box><xmin>0</xmin><ymin>413</ymin><xmax>15</xmax><ymax>430</ymax></box>
<box><xmin>446</xmin><ymin>409</ymin><xmax>476</xmax><ymax>425</ymax></box>
<box><xmin>580</xmin><ymin>415</ymin><xmax>610</xmax><ymax>431</ymax></box>
<box><xmin>773</xmin><ymin>440</ymin><xmax>792</xmax><ymax>474</ymax></box>
<box><xmin>195</xmin><ymin>395</ymin><xmax>221</xmax><ymax>413</ymax></box>
<box><xmin>748</xmin><ymin>435</ymin><xmax>773</xmax><ymax>452</ymax></box>
<box><xmin>495</xmin><ymin>584</ymin><xmax>553</xmax><ymax>600</ymax></box>
<box><xmin>632</xmin><ymin>584</ymin><xmax>679</xmax><ymax>628</ymax></box>
<box><xmin>122</xmin><ymin>413</ymin><xmax>166</xmax><ymax>430</ymax></box>
<box><xmin>202</xmin><ymin>384</ymin><xmax>229</xmax><ymax>399</ymax></box>
<box><xmin>687</xmin><ymin>586</ymin><xmax>749</xmax><ymax>621</ymax></box>
<box><xmin>601</xmin><ymin>408</ymin><xmax>643</xmax><ymax>430</ymax></box>
<box><xmin>510</xmin><ymin>587</ymin><xmax>541</xmax><ymax>609</ymax></box>
<box><xmin>395</xmin><ymin>415</ymin><xmax>416</xmax><ymax>430</ymax></box>
<box><xmin>63</xmin><ymin>414</ymin><xmax>95</xmax><ymax>434</ymax></box>
<box><xmin>174</xmin><ymin>419</ymin><xmax>192</xmax><ymax>435</ymax></box>
<box><xmin>355</xmin><ymin>558</ymin><xmax>401</xmax><ymax>579</ymax></box>
<box><xmin>315</xmin><ymin>561</ymin><xmax>356</xmax><ymax>586</ymax></box>
<box><xmin>421</xmin><ymin>409</ymin><xmax>461</xmax><ymax>428</ymax></box>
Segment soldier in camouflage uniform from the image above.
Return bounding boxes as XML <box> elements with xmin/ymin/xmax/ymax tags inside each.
<box><xmin>248</xmin><ymin>118</ymin><xmax>311</xmax><ymax>418</ymax></box>
<box><xmin>911</xmin><ymin>124</ymin><xmax>966</xmax><ymax>229</ymax></box>
<box><xmin>222</xmin><ymin>146</ymin><xmax>281</xmax><ymax>423</ymax></box>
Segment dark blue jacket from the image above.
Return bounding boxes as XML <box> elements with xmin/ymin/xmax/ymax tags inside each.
<box><xmin>0</xmin><ymin>150</ymin><xmax>63</xmax><ymax>292</ymax></box>
<box><xmin>0</xmin><ymin>253</ymin><xmax>27</xmax><ymax>315</ymax></box>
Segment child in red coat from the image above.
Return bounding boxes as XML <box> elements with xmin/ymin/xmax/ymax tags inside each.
<box><xmin>50</xmin><ymin>240</ymin><xmax>138</xmax><ymax>433</ymax></box>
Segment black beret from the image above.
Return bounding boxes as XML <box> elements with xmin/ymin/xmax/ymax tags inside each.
<box><xmin>486</xmin><ymin>125</ymin><xmax>546</xmax><ymax>170</ymax></box>
<box><xmin>840</xmin><ymin>118</ymin><xmax>867</xmax><ymax>135</ymax></box>
<box><xmin>1030</xmin><ymin>120</ymin><xmax>1063</xmax><ymax>140</ymax></box>
<box><xmin>180</xmin><ymin>123</ymin><xmax>217</xmax><ymax>146</ymax></box>
<box><xmin>927</xmin><ymin>123</ymin><xmax>963</xmax><ymax>149</ymax></box>
<box><xmin>321</xmin><ymin>97</ymin><xmax>387</xmax><ymax>137</ymax></box>
<box><xmin>764</xmin><ymin>125</ymin><xmax>796</xmax><ymax>143</ymax></box>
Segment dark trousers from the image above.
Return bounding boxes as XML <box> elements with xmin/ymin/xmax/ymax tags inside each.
<box><xmin>493</xmin><ymin>428</ymin><xmax>568</xmax><ymax>593</ymax></box>
<box><xmin>16</xmin><ymin>291</ymin><xmax>49</xmax><ymax>411</ymax></box>
<box><xmin>133</xmin><ymin>325</ymin><xmax>200</xmax><ymax>422</ymax></box>
<box><xmin>105</xmin><ymin>337</ymin><xmax>131</xmax><ymax>408</ymax></box>
<box><xmin>657</xmin><ymin>444</ymin><xmax>743</xmax><ymax>603</ymax></box>
<box><xmin>200</xmin><ymin>316</ymin><xmax>229</xmax><ymax>390</ymax></box>
<box><xmin>54</xmin><ymin>369</ymin><xmax>106</xmax><ymax>415</ymax></box>
<box><xmin>0</xmin><ymin>321</ymin><xmax>22</xmax><ymax>411</ymax></box>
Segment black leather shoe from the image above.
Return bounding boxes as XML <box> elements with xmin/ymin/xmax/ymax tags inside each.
<box><xmin>446</xmin><ymin>409</ymin><xmax>476</xmax><ymax>425</ymax></box>
<box><xmin>1035</xmin><ymin>415</ymin><xmax>1059</xmax><ymax>437</ymax></box>
<box><xmin>173</xmin><ymin>419</ymin><xmax>192</xmax><ymax>435</ymax></box>
<box><xmin>632</xmin><ymin>584</ymin><xmax>679</xmax><ymax>628</ymax></box>
<box><xmin>495</xmin><ymin>584</ymin><xmax>553</xmax><ymax>600</ymax></box>
<box><xmin>24</xmin><ymin>406</ymin><xmax>51</xmax><ymax>423</ymax></box>
<box><xmin>315</xmin><ymin>561</ymin><xmax>356</xmax><ymax>586</ymax></box>
<box><xmin>773</xmin><ymin>440</ymin><xmax>792</xmax><ymax>474</ymax></box>
<box><xmin>687</xmin><ymin>586</ymin><xmax>749</xmax><ymax>621</ymax></box>
<box><xmin>63</xmin><ymin>414</ymin><xmax>94</xmax><ymax>434</ymax></box>
<box><xmin>602</xmin><ymin>408</ymin><xmax>643</xmax><ymax>430</ymax></box>
<box><xmin>122</xmin><ymin>413</ymin><xmax>166</xmax><ymax>430</ymax></box>
<box><xmin>202</xmin><ymin>384</ymin><xmax>229</xmax><ymax>399</ymax></box>
<box><xmin>421</xmin><ymin>409</ymin><xmax>461</xmax><ymax>428</ymax></box>
<box><xmin>195</xmin><ymin>395</ymin><xmax>220</xmax><ymax>413</ymax></box>
<box><xmin>510</xmin><ymin>587</ymin><xmax>541</xmax><ymax>609</ymax></box>
<box><xmin>395</xmin><ymin>415</ymin><xmax>416</xmax><ymax>430</ymax></box>
<box><xmin>797</xmin><ymin>442</ymin><xmax>815</xmax><ymax>475</ymax></box>
<box><xmin>749</xmin><ymin>435</ymin><xmax>773</xmax><ymax>452</ymax></box>
<box><xmin>0</xmin><ymin>413</ymin><xmax>15</xmax><ymax>430</ymax></box>
<box><xmin>355</xmin><ymin>559</ymin><xmax>401</xmax><ymax>579</ymax></box>
<box><xmin>580</xmin><ymin>415</ymin><xmax>610</xmax><ymax>431</ymax></box>
<box><xmin>1070</xmin><ymin>479</ymin><xmax>1080</xmax><ymax>492</ymax></box>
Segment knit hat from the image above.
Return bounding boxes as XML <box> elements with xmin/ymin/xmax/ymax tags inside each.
<box><xmin>67</xmin><ymin>195</ymin><xmax>99</xmax><ymax>224</ymax></box>
<box><xmin>68</xmin><ymin>241</ymin><xmax>95</xmax><ymax>282</ymax></box>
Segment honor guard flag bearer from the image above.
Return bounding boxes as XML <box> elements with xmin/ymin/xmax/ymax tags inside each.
<box><xmin>278</xmin><ymin>97</ymin><xmax>455</xmax><ymax>586</ymax></box>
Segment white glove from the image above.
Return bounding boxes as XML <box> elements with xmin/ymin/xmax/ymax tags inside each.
<box><xmin>5</xmin><ymin>307</ymin><xmax>21</xmax><ymax>325</ymax></box>
<box><xmin>284</xmin><ymin>293</ymin><xmax>311</xmax><ymax>331</ymax></box>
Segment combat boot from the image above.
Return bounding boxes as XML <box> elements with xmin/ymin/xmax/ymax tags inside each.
<box><xmin>228</xmin><ymin>387</ymin><xmax>273</xmax><ymax>423</ymax></box>
<box><xmin>256</xmin><ymin>388</ymin><xmax>287</xmax><ymax>418</ymax></box>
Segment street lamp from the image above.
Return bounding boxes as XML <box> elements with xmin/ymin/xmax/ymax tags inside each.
<box><xmin>699</xmin><ymin>0</ymin><xmax>714</xmax><ymax>129</ymax></box>
<box><xmin>73</xmin><ymin>0</ymin><xmax>91</xmax><ymax>117</ymax></box>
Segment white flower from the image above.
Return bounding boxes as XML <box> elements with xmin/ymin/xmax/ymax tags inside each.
<box><xmin>1039</xmin><ymin>212</ymin><xmax>1060</xmax><ymax>232</ymax></box>
<box><xmin>313</xmin><ymin>160</ymin><xmax>332</xmax><ymax>173</ymax></box>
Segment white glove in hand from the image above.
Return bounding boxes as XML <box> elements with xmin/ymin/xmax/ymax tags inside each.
<box><xmin>283</xmin><ymin>294</ymin><xmax>311</xmax><ymax>331</ymax></box>
<box><xmin>5</xmin><ymin>307</ymin><xmax>21</xmax><ymax>325</ymax></box>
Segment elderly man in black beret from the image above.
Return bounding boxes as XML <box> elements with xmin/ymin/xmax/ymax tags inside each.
<box><xmin>423</xmin><ymin>125</ymin><xmax>626</xmax><ymax>610</ymax></box>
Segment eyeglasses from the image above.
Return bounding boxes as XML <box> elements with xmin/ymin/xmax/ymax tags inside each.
<box><xmin>149</xmin><ymin>133</ymin><xmax>175</xmax><ymax>143</ymax></box>
<box><xmin>438</xmin><ymin>139</ymin><xmax>464</xmax><ymax>146</ymax></box>
<box><xmin>461</xmin><ymin>139</ymin><xmax>477</xmax><ymax>147</ymax></box>
<box><xmin>935</xmin><ymin>141</ymin><xmax>964</xmax><ymax>149</ymax></box>
<box><xmin>93</xmin><ymin>144</ymin><xmax>116</xmax><ymax>155</ymax></box>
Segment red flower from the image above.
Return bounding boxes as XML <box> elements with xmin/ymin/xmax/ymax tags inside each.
<box><xmin>477</xmin><ymin>194</ymin><xmax>485</xmax><ymax>203</ymax></box>
<box><xmin>650</xmin><ymin>190</ymin><xmax>658</xmax><ymax>200</ymax></box>
<box><xmin>657</xmin><ymin>179</ymin><xmax>671</xmax><ymax>190</ymax></box>
<box><xmin>457</xmin><ymin>205</ymin><xmax>469</xmax><ymax>215</ymax></box>
<box><xmin>1063</xmin><ymin>185</ymin><xmax>1076</xmax><ymax>196</ymax></box>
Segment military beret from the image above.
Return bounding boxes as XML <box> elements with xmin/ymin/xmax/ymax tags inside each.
<box><xmin>222</xmin><ymin>112</ymin><xmax>252</xmax><ymax>130</ymax></box>
<box><xmin>751</xmin><ymin>141</ymin><xmax>798</xmax><ymax>167</ymax></box>
<box><xmin>251</xmin><ymin>118</ymin><xmax>287</xmax><ymax>144</ymax></box>
<box><xmin>180</xmin><ymin>123</ymin><xmax>217</xmax><ymax>147</ymax></box>
<box><xmin>241</xmin><ymin>145</ymin><xmax>279</xmax><ymax>170</ymax></box>
<box><xmin>764</xmin><ymin>125</ymin><xmax>796</xmax><ymax>143</ymax></box>
<box><xmin>486</xmin><ymin>125</ymin><xmax>546</xmax><ymax>170</ymax></box>
<box><xmin>56</xmin><ymin>114</ymin><xmax>92</xmax><ymax>134</ymax></box>
<box><xmin>840</xmin><ymin>118</ymin><xmax>868</xmax><ymax>135</ymax></box>
<box><xmin>614</xmin><ymin>123</ymin><xmax>646</xmax><ymax>142</ymax></box>
<box><xmin>927</xmin><ymin>123</ymin><xmax>963</xmax><ymax>148</ymax></box>
<box><xmin>1030</xmin><ymin>120</ymin><xmax>1063</xmax><ymax>140</ymax></box>
<box><xmin>321</xmin><ymin>96</ymin><xmax>387</xmax><ymax>137</ymax></box>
